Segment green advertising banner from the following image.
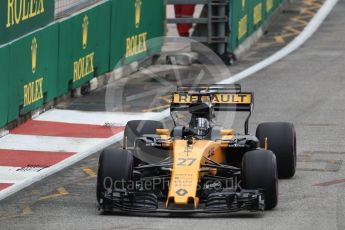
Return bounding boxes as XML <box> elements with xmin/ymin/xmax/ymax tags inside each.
<box><xmin>0</xmin><ymin>45</ymin><xmax>10</xmax><ymax>127</ymax></box>
<box><xmin>0</xmin><ymin>0</ymin><xmax>167</xmax><ymax>127</ymax></box>
<box><xmin>7</xmin><ymin>23</ymin><xmax>59</xmax><ymax>122</ymax></box>
<box><xmin>229</xmin><ymin>0</ymin><xmax>249</xmax><ymax>52</ymax></box>
<box><xmin>265</xmin><ymin>0</ymin><xmax>275</xmax><ymax>16</ymax></box>
<box><xmin>57</xmin><ymin>1</ymin><xmax>111</xmax><ymax>92</ymax></box>
<box><xmin>110</xmin><ymin>0</ymin><xmax>164</xmax><ymax>68</ymax></box>
<box><xmin>228</xmin><ymin>0</ymin><xmax>283</xmax><ymax>52</ymax></box>
<box><xmin>252</xmin><ymin>0</ymin><xmax>264</xmax><ymax>30</ymax></box>
<box><xmin>0</xmin><ymin>0</ymin><xmax>55</xmax><ymax>45</ymax></box>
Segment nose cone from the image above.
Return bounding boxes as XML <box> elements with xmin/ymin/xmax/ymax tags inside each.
<box><xmin>167</xmin><ymin>140</ymin><xmax>215</xmax><ymax>208</ymax></box>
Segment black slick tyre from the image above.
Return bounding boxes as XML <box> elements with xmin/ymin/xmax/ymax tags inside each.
<box><xmin>96</xmin><ymin>148</ymin><xmax>133</xmax><ymax>206</ymax></box>
<box><xmin>242</xmin><ymin>149</ymin><xmax>278</xmax><ymax>210</ymax></box>
<box><xmin>256</xmin><ymin>122</ymin><xmax>296</xmax><ymax>179</ymax></box>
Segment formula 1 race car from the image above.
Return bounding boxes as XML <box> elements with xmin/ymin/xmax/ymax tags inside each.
<box><xmin>96</xmin><ymin>84</ymin><xmax>296</xmax><ymax>213</ymax></box>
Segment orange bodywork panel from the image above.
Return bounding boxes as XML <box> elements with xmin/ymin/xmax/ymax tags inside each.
<box><xmin>166</xmin><ymin>139</ymin><xmax>227</xmax><ymax>208</ymax></box>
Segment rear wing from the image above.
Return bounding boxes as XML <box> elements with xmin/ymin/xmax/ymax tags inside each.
<box><xmin>171</xmin><ymin>84</ymin><xmax>253</xmax><ymax>112</ymax></box>
<box><xmin>170</xmin><ymin>84</ymin><xmax>253</xmax><ymax>134</ymax></box>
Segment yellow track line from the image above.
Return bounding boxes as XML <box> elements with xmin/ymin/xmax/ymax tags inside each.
<box><xmin>21</xmin><ymin>205</ymin><xmax>33</xmax><ymax>216</ymax></box>
<box><xmin>83</xmin><ymin>168</ymin><xmax>97</xmax><ymax>177</ymax></box>
<box><xmin>38</xmin><ymin>187</ymin><xmax>69</xmax><ymax>201</ymax></box>
<box><xmin>274</xmin><ymin>36</ymin><xmax>285</xmax><ymax>44</ymax></box>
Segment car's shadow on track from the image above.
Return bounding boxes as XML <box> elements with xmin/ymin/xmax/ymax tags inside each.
<box><xmin>100</xmin><ymin>210</ymin><xmax>265</xmax><ymax>219</ymax></box>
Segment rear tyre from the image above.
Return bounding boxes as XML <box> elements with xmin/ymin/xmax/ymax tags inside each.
<box><xmin>124</xmin><ymin>120</ymin><xmax>164</xmax><ymax>148</ymax></box>
<box><xmin>242</xmin><ymin>150</ymin><xmax>278</xmax><ymax>210</ymax></box>
<box><xmin>96</xmin><ymin>148</ymin><xmax>133</xmax><ymax>206</ymax></box>
<box><xmin>124</xmin><ymin>120</ymin><xmax>165</xmax><ymax>164</ymax></box>
<box><xmin>256</xmin><ymin>122</ymin><xmax>296</xmax><ymax>179</ymax></box>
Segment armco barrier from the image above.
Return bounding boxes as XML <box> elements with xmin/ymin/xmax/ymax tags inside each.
<box><xmin>0</xmin><ymin>0</ymin><xmax>54</xmax><ymax>45</ymax></box>
<box><xmin>8</xmin><ymin>23</ymin><xmax>59</xmax><ymax>122</ymax></box>
<box><xmin>110</xmin><ymin>0</ymin><xmax>164</xmax><ymax>68</ymax></box>
<box><xmin>228</xmin><ymin>0</ymin><xmax>282</xmax><ymax>52</ymax></box>
<box><xmin>0</xmin><ymin>45</ymin><xmax>10</xmax><ymax>127</ymax></box>
<box><xmin>58</xmin><ymin>1</ymin><xmax>111</xmax><ymax>93</ymax></box>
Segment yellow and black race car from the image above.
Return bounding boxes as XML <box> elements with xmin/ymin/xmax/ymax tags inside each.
<box><xmin>96</xmin><ymin>84</ymin><xmax>296</xmax><ymax>213</ymax></box>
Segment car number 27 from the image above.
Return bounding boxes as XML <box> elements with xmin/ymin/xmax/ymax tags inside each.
<box><xmin>177</xmin><ymin>158</ymin><xmax>197</xmax><ymax>166</ymax></box>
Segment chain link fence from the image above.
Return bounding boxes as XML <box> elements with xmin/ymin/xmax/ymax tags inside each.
<box><xmin>55</xmin><ymin>0</ymin><xmax>102</xmax><ymax>19</ymax></box>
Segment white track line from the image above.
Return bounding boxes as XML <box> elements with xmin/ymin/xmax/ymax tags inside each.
<box><xmin>0</xmin><ymin>0</ymin><xmax>338</xmax><ymax>200</ymax></box>
<box><xmin>0</xmin><ymin>166</ymin><xmax>41</xmax><ymax>184</ymax></box>
<box><xmin>36</xmin><ymin>109</ymin><xmax>166</xmax><ymax>126</ymax></box>
<box><xmin>0</xmin><ymin>134</ymin><xmax>106</xmax><ymax>152</ymax></box>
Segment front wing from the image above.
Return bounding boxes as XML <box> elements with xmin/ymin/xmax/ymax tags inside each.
<box><xmin>100</xmin><ymin>189</ymin><xmax>265</xmax><ymax>213</ymax></box>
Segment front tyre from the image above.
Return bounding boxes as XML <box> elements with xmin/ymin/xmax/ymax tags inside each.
<box><xmin>96</xmin><ymin>148</ymin><xmax>133</xmax><ymax>206</ymax></box>
<box><xmin>242</xmin><ymin>150</ymin><xmax>278</xmax><ymax>210</ymax></box>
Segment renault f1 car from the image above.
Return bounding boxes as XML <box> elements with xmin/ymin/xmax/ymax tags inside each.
<box><xmin>96</xmin><ymin>84</ymin><xmax>296</xmax><ymax>213</ymax></box>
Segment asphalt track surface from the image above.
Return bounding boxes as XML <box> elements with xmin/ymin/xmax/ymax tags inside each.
<box><xmin>1</xmin><ymin>1</ymin><xmax>345</xmax><ymax>229</ymax></box>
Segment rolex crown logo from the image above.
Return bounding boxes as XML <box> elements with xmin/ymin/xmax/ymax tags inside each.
<box><xmin>135</xmin><ymin>0</ymin><xmax>142</xmax><ymax>28</ymax></box>
<box><xmin>31</xmin><ymin>37</ymin><xmax>37</xmax><ymax>74</ymax></box>
<box><xmin>82</xmin><ymin>15</ymin><xmax>89</xmax><ymax>49</ymax></box>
